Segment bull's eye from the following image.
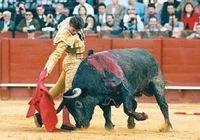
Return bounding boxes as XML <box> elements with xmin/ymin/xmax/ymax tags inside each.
<box><xmin>75</xmin><ymin>101</ymin><xmax>83</xmax><ymax>108</ymax></box>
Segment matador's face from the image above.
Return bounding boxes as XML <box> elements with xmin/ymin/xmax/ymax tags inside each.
<box><xmin>68</xmin><ymin>26</ymin><xmax>80</xmax><ymax>35</ymax></box>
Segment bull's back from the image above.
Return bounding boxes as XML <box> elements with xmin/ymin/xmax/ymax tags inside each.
<box><xmin>73</xmin><ymin>48</ymin><xmax>159</xmax><ymax>94</ymax></box>
<box><xmin>110</xmin><ymin>48</ymin><xmax>159</xmax><ymax>85</ymax></box>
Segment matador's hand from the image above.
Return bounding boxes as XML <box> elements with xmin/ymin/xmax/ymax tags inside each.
<box><xmin>40</xmin><ymin>68</ymin><xmax>49</xmax><ymax>80</ymax></box>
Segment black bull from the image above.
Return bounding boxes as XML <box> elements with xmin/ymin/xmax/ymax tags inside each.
<box><xmin>57</xmin><ymin>48</ymin><xmax>172</xmax><ymax>131</ymax></box>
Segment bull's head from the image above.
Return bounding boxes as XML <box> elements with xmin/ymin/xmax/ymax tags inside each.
<box><xmin>60</xmin><ymin>88</ymin><xmax>96</xmax><ymax>129</ymax></box>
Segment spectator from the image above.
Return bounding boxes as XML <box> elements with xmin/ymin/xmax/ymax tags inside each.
<box><xmin>128</xmin><ymin>0</ymin><xmax>146</xmax><ymax>21</ymax></box>
<box><xmin>123</xmin><ymin>6</ymin><xmax>144</xmax><ymax>32</ymax></box>
<box><xmin>145</xmin><ymin>16</ymin><xmax>162</xmax><ymax>32</ymax></box>
<box><xmin>187</xmin><ymin>22</ymin><xmax>200</xmax><ymax>39</ymax></box>
<box><xmin>0</xmin><ymin>0</ymin><xmax>16</xmax><ymax>9</ymax></box>
<box><xmin>164</xmin><ymin>13</ymin><xmax>184</xmax><ymax>31</ymax></box>
<box><xmin>96</xmin><ymin>2</ymin><xmax>107</xmax><ymax>26</ymax></box>
<box><xmin>195</xmin><ymin>4</ymin><xmax>200</xmax><ymax>16</ymax></box>
<box><xmin>84</xmin><ymin>15</ymin><xmax>97</xmax><ymax>33</ymax></box>
<box><xmin>73</xmin><ymin>0</ymin><xmax>94</xmax><ymax>16</ymax></box>
<box><xmin>44</xmin><ymin>12</ymin><xmax>54</xmax><ymax>27</ymax></box>
<box><xmin>161</xmin><ymin>3</ymin><xmax>180</xmax><ymax>25</ymax></box>
<box><xmin>144</xmin><ymin>3</ymin><xmax>161</xmax><ymax>25</ymax></box>
<box><xmin>176</xmin><ymin>0</ymin><xmax>198</xmax><ymax>13</ymax></box>
<box><xmin>54</xmin><ymin>3</ymin><xmax>67</xmax><ymax>29</ymax></box>
<box><xmin>106</xmin><ymin>0</ymin><xmax>126</xmax><ymax>25</ymax></box>
<box><xmin>181</xmin><ymin>2</ymin><xmax>199</xmax><ymax>30</ymax></box>
<box><xmin>36</xmin><ymin>0</ymin><xmax>53</xmax><ymax>11</ymax></box>
<box><xmin>100</xmin><ymin>14</ymin><xmax>122</xmax><ymax>35</ymax></box>
<box><xmin>23</xmin><ymin>0</ymin><xmax>37</xmax><ymax>9</ymax></box>
<box><xmin>171</xmin><ymin>27</ymin><xmax>182</xmax><ymax>38</ymax></box>
<box><xmin>98</xmin><ymin>0</ymin><xmax>128</xmax><ymax>8</ymax></box>
<box><xmin>13</xmin><ymin>2</ymin><xmax>26</xmax><ymax>29</ymax></box>
<box><xmin>78</xmin><ymin>5</ymin><xmax>88</xmax><ymax>23</ymax></box>
<box><xmin>63</xmin><ymin>8</ymin><xmax>70</xmax><ymax>17</ymax></box>
<box><xmin>16</xmin><ymin>11</ymin><xmax>40</xmax><ymax>32</ymax></box>
<box><xmin>0</xmin><ymin>11</ymin><xmax>14</xmax><ymax>33</ymax></box>
<box><xmin>35</xmin><ymin>4</ymin><xmax>46</xmax><ymax>29</ymax></box>
<box><xmin>0</xmin><ymin>12</ymin><xmax>3</xmax><ymax>21</ymax></box>
<box><xmin>161</xmin><ymin>0</ymin><xmax>180</xmax><ymax>25</ymax></box>
<box><xmin>152</xmin><ymin>0</ymin><xmax>163</xmax><ymax>14</ymax></box>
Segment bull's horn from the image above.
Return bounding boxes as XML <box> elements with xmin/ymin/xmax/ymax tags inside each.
<box><xmin>63</xmin><ymin>88</ymin><xmax>82</xmax><ymax>99</ymax></box>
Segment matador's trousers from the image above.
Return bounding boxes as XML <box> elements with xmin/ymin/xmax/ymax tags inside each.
<box><xmin>49</xmin><ymin>54</ymin><xmax>81</xmax><ymax>98</ymax></box>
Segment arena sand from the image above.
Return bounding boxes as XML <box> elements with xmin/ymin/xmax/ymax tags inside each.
<box><xmin>0</xmin><ymin>100</ymin><xmax>200</xmax><ymax>140</ymax></box>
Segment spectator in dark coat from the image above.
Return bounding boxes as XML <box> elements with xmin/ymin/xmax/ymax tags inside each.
<box><xmin>161</xmin><ymin>3</ymin><xmax>180</xmax><ymax>25</ymax></box>
<box><xmin>161</xmin><ymin>0</ymin><xmax>180</xmax><ymax>25</ymax></box>
<box><xmin>16</xmin><ymin>11</ymin><xmax>40</xmax><ymax>32</ymax></box>
<box><xmin>35</xmin><ymin>4</ymin><xmax>46</xmax><ymax>30</ymax></box>
<box><xmin>96</xmin><ymin>2</ymin><xmax>107</xmax><ymax>26</ymax></box>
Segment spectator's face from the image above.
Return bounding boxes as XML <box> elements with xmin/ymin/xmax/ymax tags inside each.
<box><xmin>63</xmin><ymin>8</ymin><xmax>70</xmax><ymax>17</ymax></box>
<box><xmin>128</xmin><ymin>0</ymin><xmax>136</xmax><ymax>5</ymax></box>
<box><xmin>185</xmin><ymin>4</ymin><xmax>193</xmax><ymax>13</ymax></box>
<box><xmin>18</xmin><ymin>3</ymin><xmax>26</xmax><ymax>10</ymax></box>
<box><xmin>112</xmin><ymin>0</ymin><xmax>119</xmax><ymax>5</ymax></box>
<box><xmin>36</xmin><ymin>6</ymin><xmax>45</xmax><ymax>15</ymax></box>
<box><xmin>86</xmin><ymin>17</ymin><xmax>94</xmax><ymax>26</ymax></box>
<box><xmin>172</xmin><ymin>27</ymin><xmax>181</xmax><ymax>38</ymax></box>
<box><xmin>17</xmin><ymin>3</ymin><xmax>26</xmax><ymax>14</ymax></box>
<box><xmin>56</xmin><ymin>4</ymin><xmax>64</xmax><ymax>14</ymax></box>
<box><xmin>149</xmin><ymin>18</ymin><xmax>157</xmax><ymax>26</ymax></box>
<box><xmin>167</xmin><ymin>5</ymin><xmax>175</xmax><ymax>14</ymax></box>
<box><xmin>186</xmin><ymin>0</ymin><xmax>193</xmax><ymax>3</ymax></box>
<box><xmin>195</xmin><ymin>5</ymin><xmax>200</xmax><ymax>13</ymax></box>
<box><xmin>106</xmin><ymin>15</ymin><xmax>114</xmax><ymax>25</ymax></box>
<box><xmin>80</xmin><ymin>0</ymin><xmax>86</xmax><ymax>5</ymax></box>
<box><xmin>148</xmin><ymin>7</ymin><xmax>155</xmax><ymax>15</ymax></box>
<box><xmin>128</xmin><ymin>7</ymin><xmax>136</xmax><ymax>15</ymax></box>
<box><xmin>196</xmin><ymin>25</ymin><xmax>200</xmax><ymax>33</ymax></box>
<box><xmin>168</xmin><ymin>0</ymin><xmax>174</xmax><ymax>3</ymax></box>
<box><xmin>78</xmin><ymin>7</ymin><xmax>87</xmax><ymax>16</ymax></box>
<box><xmin>3</xmin><ymin>14</ymin><xmax>11</xmax><ymax>22</ymax></box>
<box><xmin>153</xmin><ymin>0</ymin><xmax>158</xmax><ymax>3</ymax></box>
<box><xmin>25</xmin><ymin>12</ymin><xmax>33</xmax><ymax>20</ymax></box>
<box><xmin>98</xmin><ymin>6</ymin><xmax>106</xmax><ymax>15</ymax></box>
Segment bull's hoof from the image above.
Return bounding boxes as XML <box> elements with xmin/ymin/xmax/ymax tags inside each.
<box><xmin>61</xmin><ymin>124</ymin><xmax>76</xmax><ymax>131</ymax></box>
<box><xmin>127</xmin><ymin>117</ymin><xmax>135</xmax><ymax>129</ymax></box>
<box><xmin>159</xmin><ymin>123</ymin><xmax>170</xmax><ymax>132</ymax></box>
<box><xmin>105</xmin><ymin>122</ymin><xmax>115</xmax><ymax>130</ymax></box>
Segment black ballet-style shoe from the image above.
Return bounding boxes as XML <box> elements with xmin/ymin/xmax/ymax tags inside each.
<box><xmin>34</xmin><ymin>113</ymin><xmax>43</xmax><ymax>127</ymax></box>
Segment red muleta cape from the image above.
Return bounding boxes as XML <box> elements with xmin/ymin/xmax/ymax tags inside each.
<box><xmin>26</xmin><ymin>69</ymin><xmax>58</xmax><ymax>132</ymax></box>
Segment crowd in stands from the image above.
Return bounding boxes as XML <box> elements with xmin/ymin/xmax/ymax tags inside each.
<box><xmin>0</xmin><ymin>0</ymin><xmax>200</xmax><ymax>39</ymax></box>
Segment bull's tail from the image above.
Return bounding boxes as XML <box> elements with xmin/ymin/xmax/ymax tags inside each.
<box><xmin>56</xmin><ymin>100</ymin><xmax>65</xmax><ymax>114</ymax></box>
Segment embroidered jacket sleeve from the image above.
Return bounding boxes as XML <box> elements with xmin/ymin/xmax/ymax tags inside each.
<box><xmin>44</xmin><ymin>29</ymin><xmax>85</xmax><ymax>74</ymax></box>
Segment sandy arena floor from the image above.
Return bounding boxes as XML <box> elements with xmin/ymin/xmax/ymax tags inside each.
<box><xmin>0</xmin><ymin>100</ymin><xmax>200</xmax><ymax>140</ymax></box>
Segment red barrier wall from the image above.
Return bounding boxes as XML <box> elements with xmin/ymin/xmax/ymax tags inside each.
<box><xmin>85</xmin><ymin>37</ymin><xmax>111</xmax><ymax>54</ymax></box>
<box><xmin>162</xmin><ymin>39</ymin><xmax>200</xmax><ymax>86</ymax></box>
<box><xmin>0</xmin><ymin>37</ymin><xmax>200</xmax><ymax>100</ymax></box>
<box><xmin>1</xmin><ymin>39</ymin><xmax>59</xmax><ymax>84</ymax></box>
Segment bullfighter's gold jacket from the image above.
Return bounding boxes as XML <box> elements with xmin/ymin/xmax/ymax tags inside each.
<box><xmin>44</xmin><ymin>17</ymin><xmax>85</xmax><ymax>74</ymax></box>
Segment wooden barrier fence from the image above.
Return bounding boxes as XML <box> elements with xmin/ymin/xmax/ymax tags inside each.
<box><xmin>0</xmin><ymin>37</ymin><xmax>200</xmax><ymax>100</ymax></box>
